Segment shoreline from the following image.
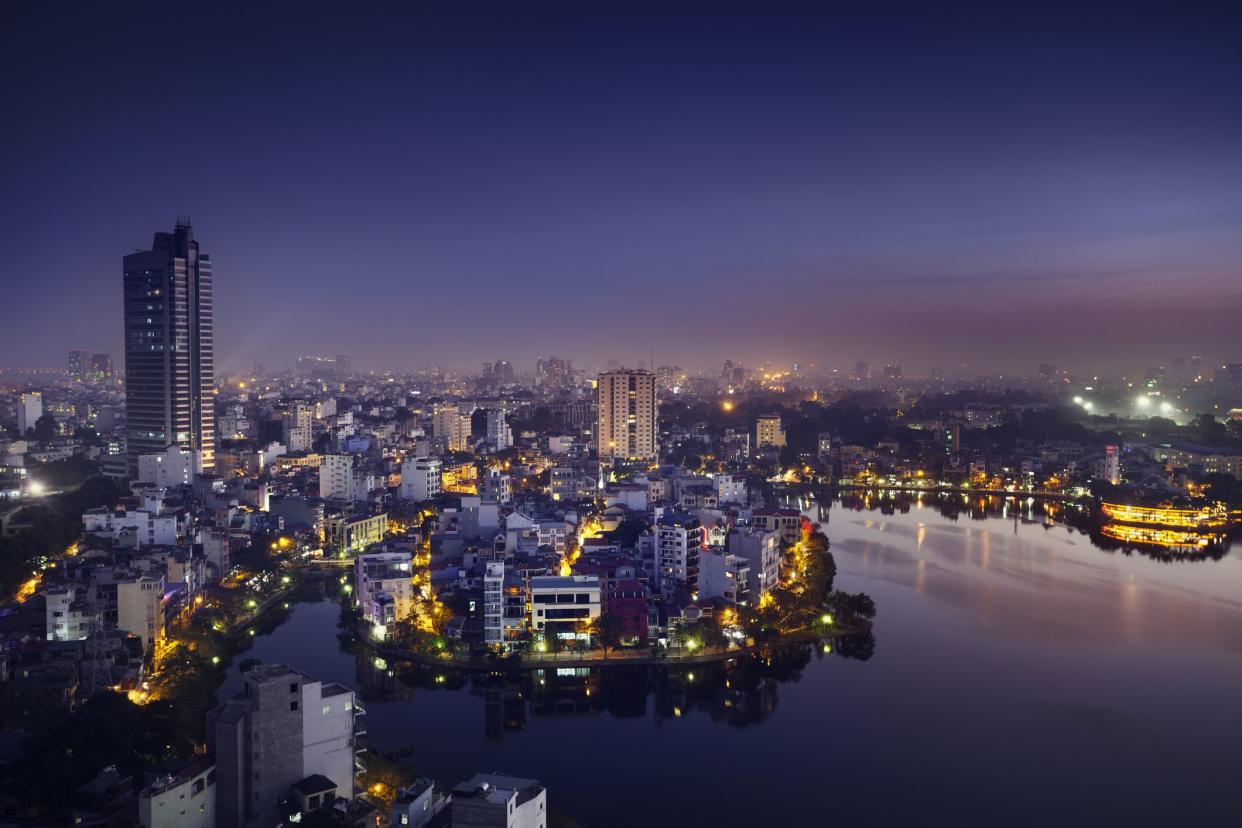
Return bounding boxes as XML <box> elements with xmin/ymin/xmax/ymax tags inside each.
<box><xmin>366</xmin><ymin>620</ymin><xmax>873</xmax><ymax>672</ymax></box>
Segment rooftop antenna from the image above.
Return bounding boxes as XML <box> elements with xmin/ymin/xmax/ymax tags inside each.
<box><xmin>176</xmin><ymin>214</ymin><xmax>192</xmax><ymax>229</ymax></box>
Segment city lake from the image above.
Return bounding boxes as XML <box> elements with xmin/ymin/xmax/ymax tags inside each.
<box><xmin>219</xmin><ymin>496</ymin><xmax>1242</xmax><ymax>826</ymax></box>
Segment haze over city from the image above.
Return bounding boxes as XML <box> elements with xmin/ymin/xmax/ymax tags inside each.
<box><xmin>4</xmin><ymin>1</ymin><xmax>1242</xmax><ymax>374</ymax></box>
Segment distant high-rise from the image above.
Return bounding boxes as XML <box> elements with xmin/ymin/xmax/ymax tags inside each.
<box><xmin>123</xmin><ymin>220</ymin><xmax>215</xmax><ymax>475</ymax></box>
<box><xmin>68</xmin><ymin>349</ymin><xmax>91</xmax><ymax>381</ymax></box>
<box><xmin>88</xmin><ymin>352</ymin><xmax>113</xmax><ymax>382</ymax></box>
<box><xmin>597</xmin><ymin>369</ymin><xmax>657</xmax><ymax>461</ymax></box>
<box><xmin>17</xmin><ymin>392</ymin><xmax>43</xmax><ymax>434</ymax></box>
<box><xmin>537</xmin><ymin>355</ymin><xmax>573</xmax><ymax>389</ymax></box>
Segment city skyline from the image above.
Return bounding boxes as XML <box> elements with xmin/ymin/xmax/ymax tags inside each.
<box><xmin>4</xmin><ymin>4</ymin><xmax>1242</xmax><ymax>827</ymax></box>
<box><xmin>3</xmin><ymin>2</ymin><xmax>1241</xmax><ymax>374</ymax></box>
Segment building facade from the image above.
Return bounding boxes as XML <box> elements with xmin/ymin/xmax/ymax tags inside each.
<box><xmin>597</xmin><ymin>370</ymin><xmax>657</xmax><ymax>461</ymax></box>
<box><xmin>123</xmin><ymin>221</ymin><xmax>215</xmax><ymax>474</ymax></box>
<box><xmin>400</xmin><ymin>456</ymin><xmax>442</xmax><ymax>501</ymax></box>
<box><xmin>17</xmin><ymin>392</ymin><xmax>42</xmax><ymax>435</ymax></box>
<box><xmin>355</xmin><ymin>551</ymin><xmax>414</xmax><ymax>634</ymax></box>
<box><xmin>655</xmin><ymin>513</ymin><xmax>702</xmax><ymax>597</ymax></box>
<box><xmin>529</xmin><ymin>575</ymin><xmax>600</xmax><ymax>641</ymax></box>
<box><xmin>726</xmin><ymin>526</ymin><xmax>781</xmax><ymax>599</ymax></box>
<box><xmin>209</xmin><ymin>665</ymin><xmax>359</xmax><ymax>828</ymax></box>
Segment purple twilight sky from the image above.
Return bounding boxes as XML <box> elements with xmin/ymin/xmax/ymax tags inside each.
<box><xmin>3</xmin><ymin>1</ymin><xmax>1241</xmax><ymax>376</ymax></box>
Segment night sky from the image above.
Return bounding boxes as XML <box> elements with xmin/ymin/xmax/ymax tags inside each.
<box><xmin>3</xmin><ymin>1</ymin><xmax>1241</xmax><ymax>375</ymax></box>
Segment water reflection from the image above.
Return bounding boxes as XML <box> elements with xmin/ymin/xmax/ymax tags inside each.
<box><xmin>353</xmin><ymin>633</ymin><xmax>876</xmax><ymax>740</ymax></box>
<box><xmin>785</xmin><ymin>490</ymin><xmax>1235</xmax><ymax>563</ymax></box>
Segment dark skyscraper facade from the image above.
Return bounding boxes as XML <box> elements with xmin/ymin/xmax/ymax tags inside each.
<box><xmin>123</xmin><ymin>221</ymin><xmax>215</xmax><ymax>474</ymax></box>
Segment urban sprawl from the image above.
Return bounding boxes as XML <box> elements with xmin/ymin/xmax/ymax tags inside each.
<box><xmin>1</xmin><ymin>223</ymin><xmax>1240</xmax><ymax>827</ymax></box>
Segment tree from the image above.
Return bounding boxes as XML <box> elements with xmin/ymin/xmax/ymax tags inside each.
<box><xmin>830</xmin><ymin>590</ymin><xmax>876</xmax><ymax>622</ymax></box>
<box><xmin>595</xmin><ymin>613</ymin><xmax>623</xmax><ymax>658</ymax></box>
<box><xmin>31</xmin><ymin>413</ymin><xmax>57</xmax><ymax>442</ymax></box>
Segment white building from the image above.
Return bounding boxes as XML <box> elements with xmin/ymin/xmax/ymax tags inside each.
<box><xmin>597</xmin><ymin>370</ymin><xmax>657</xmax><ymax>461</ymax></box>
<box><xmin>45</xmin><ymin>585</ymin><xmax>91</xmax><ymax>641</ymax></box>
<box><xmin>726</xmin><ymin>526</ymin><xmax>781</xmax><ymax>599</ymax></box>
<box><xmin>486</xmin><ymin>409</ymin><xmax>512</xmax><ymax>451</ymax></box>
<box><xmin>320</xmin><ymin>454</ymin><xmax>373</xmax><ymax>503</ymax></box>
<box><xmin>400</xmin><ymin>456</ymin><xmax>442</xmax><ymax>501</ymax></box>
<box><xmin>17</xmin><ymin>392</ymin><xmax>43</xmax><ymax>435</ymax></box>
<box><xmin>82</xmin><ymin>507</ymin><xmax>177</xmax><ymax>547</ymax></box>
<box><xmin>712</xmin><ymin>473</ymin><xmax>747</xmax><ymax>505</ymax></box>
<box><xmin>390</xmin><ymin>780</ymin><xmax>438</xmax><ymax>828</ymax></box>
<box><xmin>699</xmin><ymin>551</ymin><xmax>751</xmax><ymax>604</ymax></box>
<box><xmin>355</xmin><ymin>551</ymin><xmax>414</xmax><ymax>635</ymax></box>
<box><xmin>137</xmin><ymin>445</ymin><xmax>202</xmax><ymax>488</ymax></box>
<box><xmin>483</xmin><ymin>561</ymin><xmax>505</xmax><ymax>647</ymax></box>
<box><xmin>449</xmin><ymin>773</ymin><xmax>546</xmax><ymax>828</ymax></box>
<box><xmin>529</xmin><ymin>575</ymin><xmax>600</xmax><ymax>641</ymax></box>
<box><xmin>138</xmin><ymin>757</ymin><xmax>216</xmax><ymax>828</ymax></box>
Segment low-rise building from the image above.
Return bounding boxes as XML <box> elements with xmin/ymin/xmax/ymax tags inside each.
<box><xmin>450</xmin><ymin>772</ymin><xmax>546</xmax><ymax>828</ymax></box>
<box><xmin>355</xmin><ymin>551</ymin><xmax>414</xmax><ymax>634</ymax></box>
<box><xmin>45</xmin><ymin>585</ymin><xmax>92</xmax><ymax>641</ymax></box>
<box><xmin>326</xmin><ymin>512</ymin><xmax>388</xmax><ymax>553</ymax></box>
<box><xmin>699</xmin><ymin>551</ymin><xmax>750</xmax><ymax>605</ymax></box>
<box><xmin>138</xmin><ymin>757</ymin><xmax>216</xmax><ymax>828</ymax></box>
<box><xmin>529</xmin><ymin>575</ymin><xmax>600</xmax><ymax>642</ymax></box>
<box><xmin>751</xmin><ymin>508</ymin><xmax>802</xmax><ymax>545</ymax></box>
<box><xmin>607</xmin><ymin>579</ymin><xmax>650</xmax><ymax>646</ymax></box>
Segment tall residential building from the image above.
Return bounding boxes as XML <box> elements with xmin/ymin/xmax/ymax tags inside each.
<box><xmin>208</xmin><ymin>665</ymin><xmax>359</xmax><ymax>828</ymax></box>
<box><xmin>596</xmin><ymin>369</ymin><xmax>657</xmax><ymax>461</ymax></box>
<box><xmin>17</xmin><ymin>391</ymin><xmax>43</xmax><ymax>434</ymax></box>
<box><xmin>68</xmin><ymin>349</ymin><xmax>91</xmax><ymax>381</ymax></box>
<box><xmin>655</xmin><ymin>512</ymin><xmax>702</xmax><ymax>598</ymax></box>
<box><xmin>123</xmin><ymin>221</ymin><xmax>215</xmax><ymax>474</ymax></box>
<box><xmin>282</xmin><ymin>400</ymin><xmax>314</xmax><ymax>453</ymax></box>
<box><xmin>486</xmin><ymin>409</ymin><xmax>512</xmax><ymax>451</ymax></box>
<box><xmin>433</xmin><ymin>404</ymin><xmax>473</xmax><ymax>452</ymax></box>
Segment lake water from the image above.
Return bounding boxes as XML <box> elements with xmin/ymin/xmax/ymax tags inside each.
<box><xmin>220</xmin><ymin>497</ymin><xmax>1242</xmax><ymax>826</ymax></box>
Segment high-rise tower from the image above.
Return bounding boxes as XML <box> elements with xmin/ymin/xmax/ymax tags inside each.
<box><xmin>123</xmin><ymin>220</ymin><xmax>215</xmax><ymax>474</ymax></box>
<box><xmin>597</xmin><ymin>369</ymin><xmax>657</xmax><ymax>461</ymax></box>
